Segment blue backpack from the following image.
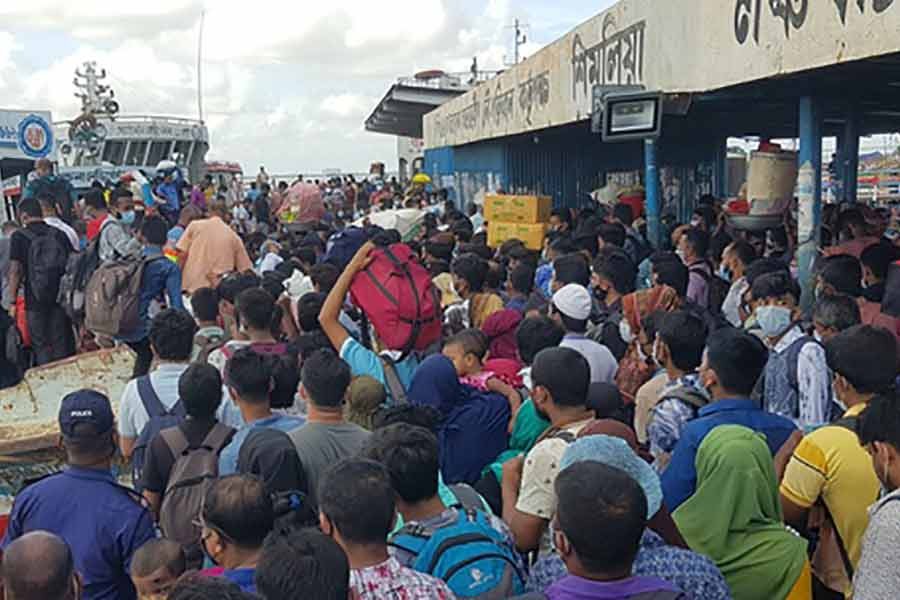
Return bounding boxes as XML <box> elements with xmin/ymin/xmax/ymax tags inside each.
<box><xmin>131</xmin><ymin>376</ymin><xmax>186</xmax><ymax>488</ymax></box>
<box><xmin>389</xmin><ymin>508</ymin><xmax>525</xmax><ymax>599</ymax></box>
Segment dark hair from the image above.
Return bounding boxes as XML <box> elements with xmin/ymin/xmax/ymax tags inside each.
<box><xmin>131</xmin><ymin>538</ymin><xmax>186</xmax><ymax>578</ymax></box>
<box><xmin>217</xmin><ymin>271</ymin><xmax>261</xmax><ymax>305</ymax></box>
<box><xmin>751</xmin><ymin>271</ymin><xmax>800</xmax><ymax>303</ymax></box>
<box><xmin>551</xmin><ymin>207</ymin><xmax>574</xmax><ymax>228</ymax></box>
<box><xmin>318</xmin><ymin>458</ymin><xmax>396</xmax><ymax>545</ymax></box>
<box><xmin>549</xmin><ymin>236</ymin><xmax>578</xmax><ymax>256</ymax></box>
<box><xmin>235</xmin><ymin>287</ymin><xmax>276</xmax><ymax>332</ymax></box>
<box><xmin>728</xmin><ymin>239</ymin><xmax>758</xmax><ymax>267</ymax></box>
<box><xmin>179</xmin><ymin>364</ymin><xmax>223</xmax><ymax>418</ymax></box>
<box><xmin>225</xmin><ymin>347</ymin><xmax>273</xmax><ymax>404</ymax></box>
<box><xmin>612</xmin><ymin>203</ymin><xmax>634</xmax><ymax>226</ymax></box>
<box><xmin>139</xmin><ymin>215</ymin><xmax>168</xmax><ymax>246</ymax></box>
<box><xmin>371</xmin><ymin>405</ymin><xmax>443</xmax><ymax>432</ymax></box>
<box><xmin>509</xmin><ymin>263</ymin><xmax>535</xmax><ymax>296</ymax></box>
<box><xmin>451</xmin><ymin>219</ymin><xmax>474</xmax><ymax>243</ymax></box>
<box><xmin>819</xmin><ymin>255</ymin><xmax>862</xmax><ymax>298</ymax></box>
<box><xmin>84</xmin><ymin>188</ymin><xmax>106</xmax><ymax>211</ymax></box>
<box><xmin>297</xmin><ymin>292</ymin><xmax>326</xmax><ymax>332</ymax></box>
<box><xmin>444</xmin><ymin>329</ymin><xmax>489</xmax><ymax>361</ymax></box>
<box><xmin>857</xmin><ymin>391</ymin><xmax>900</xmax><ymax>450</ymax></box>
<box><xmin>556</xmin><ymin>462</ymin><xmax>646</xmax><ymax>574</ymax></box>
<box><xmin>553</xmin><ymin>254</ymin><xmax>590</xmax><ymax>288</ymax></box>
<box><xmin>813</xmin><ymin>293</ymin><xmax>861</xmax><ymax>333</ymax></box>
<box><xmin>837</xmin><ymin>207</ymin><xmax>866</xmax><ymax>235</ymax></box>
<box><xmin>167</xmin><ymin>573</ymin><xmax>257</xmax><ymax>600</ymax></box>
<box><xmin>861</xmin><ymin>243</ymin><xmax>898</xmax><ymax>281</ymax></box>
<box><xmin>657</xmin><ymin>310</ymin><xmax>708</xmax><ymax>371</ymax></box>
<box><xmin>361</xmin><ymin>424</ymin><xmax>439</xmax><ymax>504</ymax></box>
<box><xmin>17</xmin><ymin>197</ymin><xmax>42</xmax><ymax>219</ymax></box>
<box><xmin>745</xmin><ymin>257</ymin><xmax>789</xmax><ymax>287</ymax></box>
<box><xmin>428</xmin><ymin>259</ymin><xmax>451</xmax><ymax>278</ymax></box>
<box><xmin>309</xmin><ymin>263</ymin><xmax>340</xmax><ymax>294</ymax></box>
<box><xmin>190</xmin><ymin>287</ymin><xmax>220</xmax><ymax>323</ymax></box>
<box><xmin>597</xmin><ymin>223</ymin><xmax>627</xmax><ymax>248</ymax></box>
<box><xmin>425</xmin><ymin>240</ymin><xmax>454</xmax><ymax>262</ymax></box>
<box><xmin>255</xmin><ymin>528</ymin><xmax>349</xmax><ymax>600</ymax></box>
<box><xmin>301</xmin><ymin>349</ymin><xmax>351</xmax><ymax>409</ymax></box>
<box><xmin>706</xmin><ymin>328</ymin><xmax>769</xmax><ymax>395</ymax></box>
<box><xmin>826</xmin><ymin>325</ymin><xmax>898</xmax><ymax>394</ymax></box>
<box><xmin>651</xmin><ymin>254</ymin><xmax>689</xmax><ymax>297</ymax></box>
<box><xmin>681</xmin><ymin>227</ymin><xmax>709</xmax><ymax>259</ymax></box>
<box><xmin>532</xmin><ymin>347</ymin><xmax>590</xmax><ymax>408</ymax></box>
<box><xmin>593</xmin><ymin>250</ymin><xmax>636</xmax><ymax>294</ymax></box>
<box><xmin>516</xmin><ymin>316</ymin><xmax>565</xmax><ymax>365</ymax></box>
<box><xmin>203</xmin><ymin>475</ymin><xmax>274</xmax><ymax>548</ymax></box>
<box><xmin>149</xmin><ymin>309</ymin><xmax>197</xmax><ymax>361</ymax></box>
<box><xmin>294</xmin><ymin>246</ymin><xmax>317</xmax><ymax>267</ymax></box>
<box><xmin>452</xmin><ymin>253</ymin><xmax>489</xmax><ymax>292</ymax></box>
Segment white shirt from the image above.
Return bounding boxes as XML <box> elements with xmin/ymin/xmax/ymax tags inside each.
<box><xmin>44</xmin><ymin>216</ymin><xmax>80</xmax><ymax>251</ymax></box>
<box><xmin>560</xmin><ymin>333</ymin><xmax>618</xmax><ymax>384</ymax></box>
<box><xmin>117</xmin><ymin>363</ymin><xmax>191</xmax><ymax>438</ymax></box>
<box><xmin>722</xmin><ymin>276</ymin><xmax>749</xmax><ymax>327</ymax></box>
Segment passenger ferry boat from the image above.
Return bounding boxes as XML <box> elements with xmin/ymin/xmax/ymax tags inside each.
<box><xmin>54</xmin><ymin>61</ymin><xmax>209</xmax><ymax>190</ymax></box>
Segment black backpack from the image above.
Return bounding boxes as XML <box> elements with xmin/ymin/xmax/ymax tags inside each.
<box><xmin>24</xmin><ymin>228</ymin><xmax>69</xmax><ymax>305</ymax></box>
<box><xmin>689</xmin><ymin>265</ymin><xmax>730</xmax><ymax>317</ymax></box>
<box><xmin>131</xmin><ymin>376</ymin><xmax>187</xmax><ymax>488</ymax></box>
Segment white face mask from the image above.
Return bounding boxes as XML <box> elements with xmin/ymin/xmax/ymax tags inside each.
<box><xmin>619</xmin><ymin>320</ymin><xmax>635</xmax><ymax>345</ymax></box>
<box><xmin>652</xmin><ymin>338</ymin><xmax>662</xmax><ymax>368</ymax></box>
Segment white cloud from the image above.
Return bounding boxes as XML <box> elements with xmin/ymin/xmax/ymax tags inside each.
<box><xmin>0</xmin><ymin>0</ymin><xmax>571</xmax><ymax>173</ymax></box>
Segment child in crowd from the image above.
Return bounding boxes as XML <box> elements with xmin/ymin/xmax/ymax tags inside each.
<box><xmin>130</xmin><ymin>538</ymin><xmax>187</xmax><ymax>600</ymax></box>
<box><xmin>442</xmin><ymin>329</ymin><xmax>522</xmax><ymax>420</ymax></box>
<box><xmin>190</xmin><ymin>287</ymin><xmax>226</xmax><ymax>363</ymax></box>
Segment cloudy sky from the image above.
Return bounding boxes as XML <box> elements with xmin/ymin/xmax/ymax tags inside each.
<box><xmin>0</xmin><ymin>0</ymin><xmax>614</xmax><ymax>176</ymax></box>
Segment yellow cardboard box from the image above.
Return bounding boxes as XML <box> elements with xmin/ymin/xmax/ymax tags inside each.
<box><xmin>488</xmin><ymin>221</ymin><xmax>549</xmax><ymax>251</ymax></box>
<box><xmin>484</xmin><ymin>195</ymin><xmax>552</xmax><ymax>224</ymax></box>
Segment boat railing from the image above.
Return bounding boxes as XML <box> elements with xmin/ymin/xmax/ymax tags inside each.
<box><xmin>54</xmin><ymin>114</ymin><xmax>205</xmax><ymax>128</ymax></box>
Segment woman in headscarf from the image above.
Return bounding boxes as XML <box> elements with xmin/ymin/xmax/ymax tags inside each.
<box><xmin>408</xmin><ymin>354</ymin><xmax>510</xmax><ymax>484</ymax></box>
<box><xmin>673</xmin><ymin>425</ymin><xmax>810</xmax><ymax>600</ymax></box>
<box><xmin>482</xmin><ymin>309</ymin><xmax>524</xmax><ymax>386</ymax></box>
<box><xmin>526</xmin><ymin>434</ymin><xmax>731</xmax><ymax>599</ymax></box>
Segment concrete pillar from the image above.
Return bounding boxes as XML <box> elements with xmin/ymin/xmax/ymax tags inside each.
<box><xmin>797</xmin><ymin>96</ymin><xmax>823</xmax><ymax>313</ymax></box>
<box><xmin>715</xmin><ymin>138</ymin><xmax>728</xmax><ymax>198</ymax></box>
<box><xmin>644</xmin><ymin>138</ymin><xmax>661</xmax><ymax>248</ymax></box>
<box><xmin>843</xmin><ymin>104</ymin><xmax>861</xmax><ymax>203</ymax></box>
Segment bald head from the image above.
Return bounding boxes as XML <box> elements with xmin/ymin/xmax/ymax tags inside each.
<box><xmin>1</xmin><ymin>531</ymin><xmax>78</xmax><ymax>600</ymax></box>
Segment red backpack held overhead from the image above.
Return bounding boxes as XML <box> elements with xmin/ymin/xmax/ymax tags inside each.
<box><xmin>349</xmin><ymin>243</ymin><xmax>441</xmax><ymax>355</ymax></box>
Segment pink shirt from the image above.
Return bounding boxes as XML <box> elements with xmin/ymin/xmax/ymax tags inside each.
<box><xmin>176</xmin><ymin>216</ymin><xmax>252</xmax><ymax>292</ymax></box>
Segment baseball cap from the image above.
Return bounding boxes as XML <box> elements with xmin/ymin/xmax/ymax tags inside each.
<box><xmin>59</xmin><ymin>390</ymin><xmax>114</xmax><ymax>438</ymax></box>
<box><xmin>552</xmin><ymin>283</ymin><xmax>592</xmax><ymax>321</ymax></box>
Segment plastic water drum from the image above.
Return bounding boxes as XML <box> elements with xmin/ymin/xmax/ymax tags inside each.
<box><xmin>747</xmin><ymin>151</ymin><xmax>798</xmax><ymax>215</ymax></box>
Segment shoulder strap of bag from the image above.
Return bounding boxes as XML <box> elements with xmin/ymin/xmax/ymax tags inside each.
<box><xmin>201</xmin><ymin>423</ymin><xmax>235</xmax><ymax>452</ymax></box>
<box><xmin>380</xmin><ymin>354</ymin><xmax>409</xmax><ymax>406</ymax></box>
<box><xmin>448</xmin><ymin>483</ymin><xmax>483</xmax><ymax>512</ymax></box>
<box><xmin>137</xmin><ymin>376</ymin><xmax>167</xmax><ymax>418</ymax></box>
<box><xmin>159</xmin><ymin>426</ymin><xmax>191</xmax><ymax>458</ymax></box>
<box><xmin>823</xmin><ymin>502</ymin><xmax>855</xmax><ymax>582</ymax></box>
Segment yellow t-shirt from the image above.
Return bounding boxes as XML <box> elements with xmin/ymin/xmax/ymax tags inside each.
<box><xmin>780</xmin><ymin>403</ymin><xmax>879</xmax><ymax>573</ymax></box>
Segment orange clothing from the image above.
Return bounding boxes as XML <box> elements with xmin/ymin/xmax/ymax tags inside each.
<box><xmin>859</xmin><ymin>298</ymin><xmax>900</xmax><ymax>342</ymax></box>
<box><xmin>176</xmin><ymin>216</ymin><xmax>252</xmax><ymax>293</ymax></box>
<box><xmin>822</xmin><ymin>237</ymin><xmax>880</xmax><ymax>259</ymax></box>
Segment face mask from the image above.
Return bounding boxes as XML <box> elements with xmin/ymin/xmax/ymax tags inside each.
<box><xmin>119</xmin><ymin>210</ymin><xmax>136</xmax><ymax>226</ymax></box>
<box><xmin>756</xmin><ymin>305</ymin><xmax>793</xmax><ymax>338</ymax></box>
<box><xmin>675</xmin><ymin>248</ymin><xmax>687</xmax><ymax>264</ymax></box>
<box><xmin>813</xmin><ymin>330</ymin><xmax>824</xmax><ymax>343</ymax></box>
<box><xmin>717</xmin><ymin>264</ymin><xmax>732</xmax><ymax>283</ymax></box>
<box><xmin>619</xmin><ymin>319</ymin><xmax>635</xmax><ymax>345</ymax></box>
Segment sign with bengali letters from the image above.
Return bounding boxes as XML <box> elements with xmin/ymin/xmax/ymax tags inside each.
<box><xmin>425</xmin><ymin>0</ymin><xmax>900</xmax><ymax>148</ymax></box>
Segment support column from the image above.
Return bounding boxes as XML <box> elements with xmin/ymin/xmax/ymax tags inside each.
<box><xmin>843</xmin><ymin>104</ymin><xmax>861</xmax><ymax>203</ymax></box>
<box><xmin>644</xmin><ymin>138</ymin><xmax>661</xmax><ymax>249</ymax></box>
<box><xmin>797</xmin><ymin>96</ymin><xmax>823</xmax><ymax>313</ymax></box>
<box><xmin>714</xmin><ymin>138</ymin><xmax>728</xmax><ymax>198</ymax></box>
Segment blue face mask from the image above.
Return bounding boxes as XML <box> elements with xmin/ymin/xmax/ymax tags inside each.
<box><xmin>717</xmin><ymin>264</ymin><xmax>732</xmax><ymax>283</ymax></box>
<box><xmin>756</xmin><ymin>305</ymin><xmax>792</xmax><ymax>338</ymax></box>
<box><xmin>119</xmin><ymin>210</ymin><xmax>136</xmax><ymax>226</ymax></box>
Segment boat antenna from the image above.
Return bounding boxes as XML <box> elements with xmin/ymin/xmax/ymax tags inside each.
<box><xmin>197</xmin><ymin>9</ymin><xmax>205</xmax><ymax>123</ymax></box>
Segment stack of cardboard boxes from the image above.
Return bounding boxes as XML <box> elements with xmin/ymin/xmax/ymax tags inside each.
<box><xmin>485</xmin><ymin>195</ymin><xmax>553</xmax><ymax>251</ymax></box>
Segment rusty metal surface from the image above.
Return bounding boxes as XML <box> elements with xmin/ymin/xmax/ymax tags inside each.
<box><xmin>0</xmin><ymin>347</ymin><xmax>134</xmax><ymax>455</ymax></box>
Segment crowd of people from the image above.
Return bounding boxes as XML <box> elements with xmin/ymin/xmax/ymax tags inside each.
<box><xmin>2</xmin><ymin>159</ymin><xmax>900</xmax><ymax>600</ymax></box>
